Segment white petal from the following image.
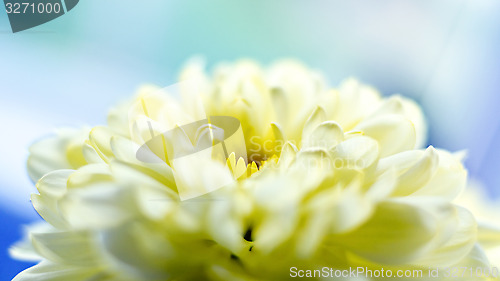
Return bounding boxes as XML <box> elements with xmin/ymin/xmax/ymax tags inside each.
<box><xmin>355</xmin><ymin>114</ymin><xmax>416</xmax><ymax>157</ymax></box>
<box><xmin>301</xmin><ymin>106</ymin><xmax>327</xmax><ymax>142</ymax></box>
<box><xmin>330</xmin><ymin>136</ymin><xmax>379</xmax><ymax>169</ymax></box>
<box><xmin>332</xmin><ymin>197</ymin><xmax>457</xmax><ymax>264</ymax></box>
<box><xmin>392</xmin><ymin>146</ymin><xmax>439</xmax><ymax>196</ymax></box>
<box><xmin>67</xmin><ymin>164</ymin><xmax>112</xmax><ymax>188</ymax></box>
<box><xmin>277</xmin><ymin>142</ymin><xmax>297</xmax><ymax>169</ymax></box>
<box><xmin>368</xmin><ymin>96</ymin><xmax>427</xmax><ymax>148</ymax></box>
<box><xmin>9</xmin><ymin>222</ymin><xmax>49</xmax><ymax>262</ymax></box>
<box><xmin>31</xmin><ymin>170</ymin><xmax>74</xmax><ymax>229</ymax></box>
<box><xmin>87</xmin><ymin>126</ymin><xmax>115</xmax><ymax>163</ymax></box>
<box><xmin>110</xmin><ymin>136</ymin><xmax>175</xmax><ymax>187</ymax></box>
<box><xmin>413</xmin><ymin>149</ymin><xmax>467</xmax><ymax>200</ymax></box>
<box><xmin>302</xmin><ymin>121</ymin><xmax>344</xmax><ymax>150</ymax></box>
<box><xmin>415</xmin><ymin>206</ymin><xmax>477</xmax><ymax>267</ymax></box>
<box><xmin>12</xmin><ymin>261</ymin><xmax>103</xmax><ymax>281</ymax></box>
<box><xmin>31</xmin><ymin>230</ymin><xmax>102</xmax><ymax>266</ymax></box>
<box><xmin>27</xmin><ymin>128</ymin><xmax>89</xmax><ymax>183</ymax></box>
<box><xmin>59</xmin><ymin>183</ymin><xmax>136</xmax><ymax>229</ymax></box>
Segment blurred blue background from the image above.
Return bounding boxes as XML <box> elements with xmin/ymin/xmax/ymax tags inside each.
<box><xmin>1</xmin><ymin>0</ymin><xmax>500</xmax><ymax>279</ymax></box>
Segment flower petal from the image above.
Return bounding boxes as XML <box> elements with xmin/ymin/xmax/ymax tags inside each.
<box><xmin>27</xmin><ymin>128</ymin><xmax>89</xmax><ymax>183</ymax></box>
<box><xmin>355</xmin><ymin>114</ymin><xmax>416</xmax><ymax>157</ymax></box>
<box><xmin>12</xmin><ymin>261</ymin><xmax>105</xmax><ymax>281</ymax></box>
<box><xmin>330</xmin><ymin>136</ymin><xmax>379</xmax><ymax>169</ymax></box>
<box><xmin>302</xmin><ymin>121</ymin><xmax>344</xmax><ymax>150</ymax></box>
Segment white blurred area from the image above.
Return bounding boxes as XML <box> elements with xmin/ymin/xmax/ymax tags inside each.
<box><xmin>1</xmin><ymin>0</ymin><xmax>500</xmax><ymax>218</ymax></box>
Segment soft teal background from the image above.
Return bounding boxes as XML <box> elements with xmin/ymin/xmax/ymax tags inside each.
<box><xmin>1</xmin><ymin>0</ymin><xmax>500</xmax><ymax>279</ymax></box>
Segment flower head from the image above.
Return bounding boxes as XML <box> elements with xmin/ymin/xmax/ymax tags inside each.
<box><xmin>11</xmin><ymin>59</ymin><xmax>500</xmax><ymax>281</ymax></box>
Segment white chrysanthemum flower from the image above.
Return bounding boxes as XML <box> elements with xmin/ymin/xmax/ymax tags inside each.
<box><xmin>10</xmin><ymin>60</ymin><xmax>500</xmax><ymax>281</ymax></box>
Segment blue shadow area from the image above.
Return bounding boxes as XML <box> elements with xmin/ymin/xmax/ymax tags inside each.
<box><xmin>0</xmin><ymin>208</ymin><xmax>38</xmax><ymax>280</ymax></box>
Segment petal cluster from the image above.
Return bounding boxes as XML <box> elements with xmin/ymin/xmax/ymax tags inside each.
<box><xmin>10</xmin><ymin>60</ymin><xmax>500</xmax><ymax>281</ymax></box>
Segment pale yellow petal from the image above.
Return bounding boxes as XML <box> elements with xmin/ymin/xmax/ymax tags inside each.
<box><xmin>355</xmin><ymin>114</ymin><xmax>416</xmax><ymax>157</ymax></box>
